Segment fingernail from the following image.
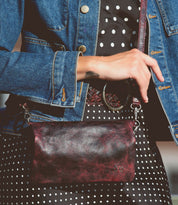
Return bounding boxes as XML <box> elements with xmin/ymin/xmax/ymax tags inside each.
<box><xmin>161</xmin><ymin>75</ymin><xmax>164</xmax><ymax>82</ymax></box>
<box><xmin>144</xmin><ymin>97</ymin><xmax>149</xmax><ymax>103</ymax></box>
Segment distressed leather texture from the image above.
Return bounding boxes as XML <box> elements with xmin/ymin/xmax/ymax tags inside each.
<box><xmin>30</xmin><ymin>120</ymin><xmax>135</xmax><ymax>184</ymax></box>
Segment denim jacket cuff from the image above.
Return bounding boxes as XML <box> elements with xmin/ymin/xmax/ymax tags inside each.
<box><xmin>50</xmin><ymin>51</ymin><xmax>81</xmax><ymax>107</ymax></box>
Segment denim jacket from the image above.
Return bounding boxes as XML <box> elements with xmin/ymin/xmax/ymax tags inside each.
<box><xmin>0</xmin><ymin>0</ymin><xmax>178</xmax><ymax>144</ymax></box>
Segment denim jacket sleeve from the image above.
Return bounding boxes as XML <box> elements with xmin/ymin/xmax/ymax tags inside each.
<box><xmin>0</xmin><ymin>0</ymin><xmax>80</xmax><ymax>107</ymax></box>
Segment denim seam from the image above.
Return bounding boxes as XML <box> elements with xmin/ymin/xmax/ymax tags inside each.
<box><xmin>155</xmin><ymin>0</ymin><xmax>178</xmax><ymax>35</ymax></box>
<box><xmin>168</xmin><ymin>31</ymin><xmax>178</xmax><ymax>36</ymax></box>
<box><xmin>81</xmin><ymin>83</ymin><xmax>89</xmax><ymax>121</ymax></box>
<box><xmin>24</xmin><ymin>39</ymin><xmax>52</xmax><ymax>47</ymax></box>
<box><xmin>94</xmin><ymin>0</ymin><xmax>101</xmax><ymax>55</ymax></box>
<box><xmin>1</xmin><ymin>128</ymin><xmax>21</xmax><ymax>136</ymax></box>
<box><xmin>29</xmin><ymin>114</ymin><xmax>58</xmax><ymax>122</ymax></box>
<box><xmin>48</xmin><ymin>26</ymin><xmax>67</xmax><ymax>32</ymax></box>
<box><xmin>156</xmin><ymin>0</ymin><xmax>169</xmax><ymax>30</ymax></box>
<box><xmin>24</xmin><ymin>37</ymin><xmax>64</xmax><ymax>47</ymax></box>
<box><xmin>52</xmin><ymin>52</ymin><xmax>58</xmax><ymax>102</ymax></box>
<box><xmin>24</xmin><ymin>36</ymin><xmax>50</xmax><ymax>43</ymax></box>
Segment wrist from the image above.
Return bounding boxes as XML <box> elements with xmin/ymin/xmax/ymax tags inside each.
<box><xmin>77</xmin><ymin>56</ymin><xmax>101</xmax><ymax>80</ymax></box>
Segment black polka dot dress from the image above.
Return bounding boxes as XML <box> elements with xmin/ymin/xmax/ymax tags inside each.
<box><xmin>0</xmin><ymin>0</ymin><xmax>173</xmax><ymax>204</ymax></box>
<box><xmin>96</xmin><ymin>0</ymin><xmax>139</xmax><ymax>56</ymax></box>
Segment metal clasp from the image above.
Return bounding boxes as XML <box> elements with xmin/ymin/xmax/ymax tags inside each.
<box><xmin>130</xmin><ymin>97</ymin><xmax>142</xmax><ymax>133</ymax></box>
<box><xmin>21</xmin><ymin>103</ymin><xmax>31</xmax><ymax>122</ymax></box>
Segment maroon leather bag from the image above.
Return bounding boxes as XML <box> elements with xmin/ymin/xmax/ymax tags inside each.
<box><xmin>30</xmin><ymin>120</ymin><xmax>135</xmax><ymax>184</ymax></box>
<box><xmin>30</xmin><ymin>0</ymin><xmax>147</xmax><ymax>184</ymax></box>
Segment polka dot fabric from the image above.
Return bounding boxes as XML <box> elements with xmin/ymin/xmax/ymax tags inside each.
<box><xmin>96</xmin><ymin>0</ymin><xmax>140</xmax><ymax>56</ymax></box>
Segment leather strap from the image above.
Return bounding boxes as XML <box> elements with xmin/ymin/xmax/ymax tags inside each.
<box><xmin>137</xmin><ymin>0</ymin><xmax>147</xmax><ymax>52</ymax></box>
<box><xmin>131</xmin><ymin>0</ymin><xmax>147</xmax><ymax>132</ymax></box>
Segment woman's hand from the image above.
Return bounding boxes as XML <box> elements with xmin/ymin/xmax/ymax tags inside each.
<box><xmin>77</xmin><ymin>49</ymin><xmax>164</xmax><ymax>103</ymax></box>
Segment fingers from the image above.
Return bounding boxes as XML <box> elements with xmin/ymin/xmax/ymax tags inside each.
<box><xmin>129</xmin><ymin>49</ymin><xmax>163</xmax><ymax>103</ymax></box>
<box><xmin>141</xmin><ymin>52</ymin><xmax>164</xmax><ymax>82</ymax></box>
<box><xmin>133</xmin><ymin>62</ymin><xmax>151</xmax><ymax>103</ymax></box>
<box><xmin>94</xmin><ymin>49</ymin><xmax>163</xmax><ymax>103</ymax></box>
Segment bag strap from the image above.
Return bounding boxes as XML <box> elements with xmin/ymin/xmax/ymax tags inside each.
<box><xmin>131</xmin><ymin>0</ymin><xmax>147</xmax><ymax>132</ymax></box>
<box><xmin>137</xmin><ymin>0</ymin><xmax>147</xmax><ymax>53</ymax></box>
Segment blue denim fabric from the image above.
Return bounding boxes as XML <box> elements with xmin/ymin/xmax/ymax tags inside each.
<box><xmin>147</xmin><ymin>0</ymin><xmax>178</xmax><ymax>144</ymax></box>
<box><xmin>0</xmin><ymin>0</ymin><xmax>177</xmax><ymax>143</ymax></box>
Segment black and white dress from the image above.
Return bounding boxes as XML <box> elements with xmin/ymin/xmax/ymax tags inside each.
<box><xmin>0</xmin><ymin>0</ymin><xmax>173</xmax><ymax>204</ymax></box>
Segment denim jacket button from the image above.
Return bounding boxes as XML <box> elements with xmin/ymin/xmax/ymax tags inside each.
<box><xmin>77</xmin><ymin>45</ymin><xmax>87</xmax><ymax>53</ymax></box>
<box><xmin>80</xmin><ymin>5</ymin><xmax>89</xmax><ymax>14</ymax></box>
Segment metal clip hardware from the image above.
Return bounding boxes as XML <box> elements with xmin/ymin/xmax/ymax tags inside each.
<box><xmin>21</xmin><ymin>103</ymin><xmax>31</xmax><ymax>122</ymax></box>
<box><xmin>130</xmin><ymin>97</ymin><xmax>142</xmax><ymax>133</ymax></box>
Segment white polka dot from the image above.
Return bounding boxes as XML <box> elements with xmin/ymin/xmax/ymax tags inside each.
<box><xmin>100</xmin><ymin>42</ymin><xmax>104</xmax><ymax>47</ymax></box>
<box><xmin>121</xmin><ymin>42</ymin><xmax>125</xmax><ymax>47</ymax></box>
<box><xmin>105</xmin><ymin>18</ymin><xmax>109</xmax><ymax>23</ymax></box>
<box><xmin>122</xmin><ymin>29</ymin><xmax>126</xmax><ymax>34</ymax></box>
<box><xmin>106</xmin><ymin>5</ymin><xmax>110</xmax><ymax>10</ymax></box>
<box><xmin>111</xmin><ymin>42</ymin><xmax>115</xmax><ymax>47</ymax></box>
<box><xmin>101</xmin><ymin>30</ymin><xmax>105</xmax><ymax>34</ymax></box>
<box><xmin>112</xmin><ymin>29</ymin><xmax>116</xmax><ymax>34</ymax></box>
<box><xmin>113</xmin><ymin>16</ymin><xmax>117</xmax><ymax>21</ymax></box>
<box><xmin>116</xmin><ymin>5</ymin><xmax>120</xmax><ymax>10</ymax></box>
<box><xmin>128</xmin><ymin>6</ymin><xmax>132</xmax><ymax>10</ymax></box>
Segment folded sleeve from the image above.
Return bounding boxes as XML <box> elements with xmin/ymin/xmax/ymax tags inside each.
<box><xmin>0</xmin><ymin>0</ymin><xmax>80</xmax><ymax>107</ymax></box>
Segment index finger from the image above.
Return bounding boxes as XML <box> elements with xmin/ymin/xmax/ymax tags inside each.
<box><xmin>141</xmin><ymin>53</ymin><xmax>164</xmax><ymax>82</ymax></box>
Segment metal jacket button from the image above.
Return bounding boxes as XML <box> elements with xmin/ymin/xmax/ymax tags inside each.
<box><xmin>81</xmin><ymin>5</ymin><xmax>89</xmax><ymax>14</ymax></box>
<box><xmin>78</xmin><ymin>45</ymin><xmax>87</xmax><ymax>53</ymax></box>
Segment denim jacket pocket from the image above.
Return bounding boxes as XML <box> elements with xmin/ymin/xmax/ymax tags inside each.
<box><xmin>156</xmin><ymin>0</ymin><xmax>178</xmax><ymax>36</ymax></box>
<box><xmin>30</xmin><ymin>0</ymin><xmax>69</xmax><ymax>31</ymax></box>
